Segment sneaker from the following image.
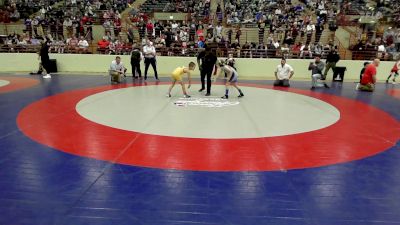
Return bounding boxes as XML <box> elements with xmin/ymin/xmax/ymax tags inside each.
<box><xmin>198</xmin><ymin>88</ymin><xmax>205</xmax><ymax>92</ymax></box>
<box><xmin>205</xmin><ymin>93</ymin><xmax>211</xmax><ymax>96</ymax></box>
<box><xmin>184</xmin><ymin>94</ymin><xmax>191</xmax><ymax>98</ymax></box>
<box><xmin>166</xmin><ymin>93</ymin><xmax>171</xmax><ymax>98</ymax></box>
<box><xmin>221</xmin><ymin>95</ymin><xmax>228</xmax><ymax>99</ymax></box>
<box><xmin>43</xmin><ymin>74</ymin><xmax>51</xmax><ymax>79</ymax></box>
<box><xmin>238</xmin><ymin>93</ymin><xmax>244</xmax><ymax>98</ymax></box>
<box><xmin>323</xmin><ymin>83</ymin><xmax>330</xmax><ymax>88</ymax></box>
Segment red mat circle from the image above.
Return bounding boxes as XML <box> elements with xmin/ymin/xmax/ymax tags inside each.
<box><xmin>17</xmin><ymin>83</ymin><xmax>400</xmax><ymax>171</ymax></box>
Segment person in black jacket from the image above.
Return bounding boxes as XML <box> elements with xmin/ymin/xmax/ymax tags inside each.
<box><xmin>323</xmin><ymin>49</ymin><xmax>340</xmax><ymax>79</ymax></box>
<box><xmin>39</xmin><ymin>39</ymin><xmax>52</xmax><ymax>79</ymax></box>
<box><xmin>131</xmin><ymin>46</ymin><xmax>143</xmax><ymax>79</ymax></box>
<box><xmin>197</xmin><ymin>46</ymin><xmax>217</xmax><ymax>96</ymax></box>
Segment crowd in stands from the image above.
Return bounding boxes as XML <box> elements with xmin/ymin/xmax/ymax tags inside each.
<box><xmin>352</xmin><ymin>27</ymin><xmax>400</xmax><ymax>61</ymax></box>
<box><xmin>0</xmin><ymin>0</ymin><xmax>129</xmax><ymax>54</ymax></box>
<box><xmin>1</xmin><ymin>0</ymin><xmax>399</xmax><ymax>61</ymax></box>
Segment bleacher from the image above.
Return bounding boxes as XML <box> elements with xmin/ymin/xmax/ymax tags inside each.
<box><xmin>140</xmin><ymin>0</ymin><xmax>171</xmax><ymax>13</ymax></box>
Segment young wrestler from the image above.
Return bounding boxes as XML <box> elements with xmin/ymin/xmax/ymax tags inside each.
<box><xmin>386</xmin><ymin>59</ymin><xmax>400</xmax><ymax>84</ymax></box>
<box><xmin>167</xmin><ymin>62</ymin><xmax>196</xmax><ymax>98</ymax></box>
<box><xmin>216</xmin><ymin>60</ymin><xmax>244</xmax><ymax>99</ymax></box>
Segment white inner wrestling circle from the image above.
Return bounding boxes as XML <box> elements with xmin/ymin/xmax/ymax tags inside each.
<box><xmin>0</xmin><ymin>79</ymin><xmax>10</xmax><ymax>88</ymax></box>
<box><xmin>76</xmin><ymin>85</ymin><xmax>340</xmax><ymax>139</ymax></box>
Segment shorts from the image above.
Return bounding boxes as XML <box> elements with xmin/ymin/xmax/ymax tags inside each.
<box><xmin>228</xmin><ymin>71</ymin><xmax>238</xmax><ymax>83</ymax></box>
<box><xmin>171</xmin><ymin>73</ymin><xmax>183</xmax><ymax>82</ymax></box>
<box><xmin>110</xmin><ymin>71</ymin><xmax>121</xmax><ymax>82</ymax></box>
<box><xmin>358</xmin><ymin>83</ymin><xmax>374</xmax><ymax>92</ymax></box>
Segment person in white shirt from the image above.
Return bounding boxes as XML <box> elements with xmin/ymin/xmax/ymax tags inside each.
<box><xmin>63</xmin><ymin>18</ymin><xmax>73</xmax><ymax>37</ymax></box>
<box><xmin>214</xmin><ymin>23</ymin><xmax>223</xmax><ymax>37</ymax></box>
<box><xmin>77</xmin><ymin>36</ymin><xmax>89</xmax><ymax>53</ymax></box>
<box><xmin>274</xmin><ymin>58</ymin><xmax>294</xmax><ymax>87</ymax></box>
<box><xmin>143</xmin><ymin>40</ymin><xmax>158</xmax><ymax>80</ymax></box>
<box><xmin>109</xmin><ymin>56</ymin><xmax>127</xmax><ymax>83</ymax></box>
<box><xmin>300</xmin><ymin>43</ymin><xmax>312</xmax><ymax>58</ymax></box>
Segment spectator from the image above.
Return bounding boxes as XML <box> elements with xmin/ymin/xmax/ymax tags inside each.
<box><xmin>10</xmin><ymin>9</ymin><xmax>20</xmax><ymax>22</ymax></box>
<box><xmin>214</xmin><ymin>23</ymin><xmax>223</xmax><ymax>37</ymax></box>
<box><xmin>314</xmin><ymin>42</ymin><xmax>323</xmax><ymax>56</ymax></box>
<box><xmin>386</xmin><ymin>44</ymin><xmax>397</xmax><ymax>60</ymax></box>
<box><xmin>274</xmin><ymin>58</ymin><xmax>294</xmax><ymax>87</ymax></box>
<box><xmin>235</xmin><ymin>26</ymin><xmax>241</xmax><ymax>42</ymax></box>
<box><xmin>67</xmin><ymin>36</ymin><xmax>79</xmax><ymax>52</ymax></box>
<box><xmin>300</xmin><ymin>43</ymin><xmax>312</xmax><ymax>58</ymax></box>
<box><xmin>146</xmin><ymin>20</ymin><xmax>154</xmax><ymax>37</ymax></box>
<box><xmin>77</xmin><ymin>36</ymin><xmax>89</xmax><ymax>53</ymax></box>
<box><xmin>63</xmin><ymin>17</ymin><xmax>73</xmax><ymax>38</ymax></box>
<box><xmin>97</xmin><ymin>36</ymin><xmax>110</xmax><ymax>53</ymax></box>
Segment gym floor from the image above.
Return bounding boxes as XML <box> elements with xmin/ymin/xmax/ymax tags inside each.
<box><xmin>0</xmin><ymin>74</ymin><xmax>399</xmax><ymax>225</ymax></box>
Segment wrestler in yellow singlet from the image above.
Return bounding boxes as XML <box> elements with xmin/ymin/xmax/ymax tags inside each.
<box><xmin>171</xmin><ymin>66</ymin><xmax>186</xmax><ymax>82</ymax></box>
<box><xmin>167</xmin><ymin>62</ymin><xmax>196</xmax><ymax>98</ymax></box>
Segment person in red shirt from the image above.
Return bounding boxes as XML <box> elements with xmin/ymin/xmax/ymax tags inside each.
<box><xmin>97</xmin><ymin>37</ymin><xmax>110</xmax><ymax>53</ymax></box>
<box><xmin>357</xmin><ymin>58</ymin><xmax>380</xmax><ymax>92</ymax></box>
<box><xmin>146</xmin><ymin>21</ymin><xmax>154</xmax><ymax>37</ymax></box>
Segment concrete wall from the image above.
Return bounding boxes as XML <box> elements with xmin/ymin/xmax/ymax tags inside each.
<box><xmin>0</xmin><ymin>53</ymin><xmax>393</xmax><ymax>81</ymax></box>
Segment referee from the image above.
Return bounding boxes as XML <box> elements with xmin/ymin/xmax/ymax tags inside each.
<box><xmin>197</xmin><ymin>46</ymin><xmax>217</xmax><ymax>96</ymax></box>
<box><xmin>40</xmin><ymin>39</ymin><xmax>52</xmax><ymax>79</ymax></box>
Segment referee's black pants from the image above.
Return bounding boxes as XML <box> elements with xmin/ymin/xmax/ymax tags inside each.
<box><xmin>144</xmin><ymin>58</ymin><xmax>158</xmax><ymax>80</ymax></box>
<box><xmin>200</xmin><ymin>68</ymin><xmax>213</xmax><ymax>94</ymax></box>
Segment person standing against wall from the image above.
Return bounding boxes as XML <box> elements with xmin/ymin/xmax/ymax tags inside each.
<box><xmin>323</xmin><ymin>49</ymin><xmax>340</xmax><ymax>79</ymax></box>
<box><xmin>39</xmin><ymin>39</ymin><xmax>52</xmax><ymax>79</ymax></box>
<box><xmin>143</xmin><ymin>40</ymin><xmax>158</xmax><ymax>80</ymax></box>
<box><xmin>197</xmin><ymin>46</ymin><xmax>217</xmax><ymax>96</ymax></box>
<box><xmin>131</xmin><ymin>45</ymin><xmax>143</xmax><ymax>79</ymax></box>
